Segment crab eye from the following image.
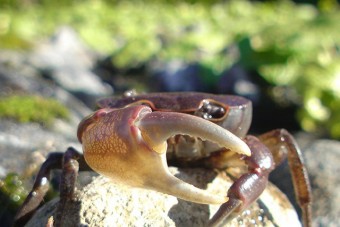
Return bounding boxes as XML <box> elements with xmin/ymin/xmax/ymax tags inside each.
<box><xmin>195</xmin><ymin>99</ymin><xmax>228</xmax><ymax>121</ymax></box>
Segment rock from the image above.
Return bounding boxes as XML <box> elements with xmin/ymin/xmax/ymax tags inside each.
<box><xmin>0</xmin><ymin>120</ymin><xmax>81</xmax><ymax>177</ymax></box>
<box><xmin>269</xmin><ymin>135</ymin><xmax>340</xmax><ymax>227</ymax></box>
<box><xmin>0</xmin><ymin>50</ymin><xmax>92</xmax><ymax>120</ymax></box>
<box><xmin>29</xmin><ymin>26</ymin><xmax>113</xmax><ymax>105</ymax></box>
<box><xmin>26</xmin><ymin>168</ymin><xmax>301</xmax><ymax>227</ymax></box>
<box><xmin>0</xmin><ymin>49</ymin><xmax>93</xmax><ymax>177</ymax></box>
<box><xmin>0</xmin><ymin>47</ymin><xmax>96</xmax><ymax>226</ymax></box>
<box><xmin>303</xmin><ymin>140</ymin><xmax>340</xmax><ymax>227</ymax></box>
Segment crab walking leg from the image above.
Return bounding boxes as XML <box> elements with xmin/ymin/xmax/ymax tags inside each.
<box><xmin>208</xmin><ymin>136</ymin><xmax>275</xmax><ymax>227</ymax></box>
<box><xmin>54</xmin><ymin>147</ymin><xmax>89</xmax><ymax>227</ymax></box>
<box><xmin>14</xmin><ymin>152</ymin><xmax>63</xmax><ymax>227</ymax></box>
<box><xmin>14</xmin><ymin>148</ymin><xmax>91</xmax><ymax>227</ymax></box>
<box><xmin>136</xmin><ymin>111</ymin><xmax>251</xmax><ymax>156</ymax></box>
<box><xmin>258</xmin><ymin>129</ymin><xmax>312</xmax><ymax>227</ymax></box>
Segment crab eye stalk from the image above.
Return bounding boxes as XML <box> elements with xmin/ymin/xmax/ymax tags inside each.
<box><xmin>79</xmin><ymin>105</ymin><xmax>250</xmax><ymax>206</ymax></box>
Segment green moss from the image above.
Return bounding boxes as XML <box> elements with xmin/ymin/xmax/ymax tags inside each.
<box><xmin>0</xmin><ymin>95</ymin><xmax>69</xmax><ymax>126</ymax></box>
<box><xmin>0</xmin><ymin>173</ymin><xmax>28</xmax><ymax>213</ymax></box>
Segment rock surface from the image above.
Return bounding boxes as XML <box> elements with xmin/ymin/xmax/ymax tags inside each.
<box><xmin>26</xmin><ymin>168</ymin><xmax>301</xmax><ymax>227</ymax></box>
<box><xmin>29</xmin><ymin>26</ymin><xmax>112</xmax><ymax>101</ymax></box>
<box><xmin>304</xmin><ymin>140</ymin><xmax>340</xmax><ymax>227</ymax></box>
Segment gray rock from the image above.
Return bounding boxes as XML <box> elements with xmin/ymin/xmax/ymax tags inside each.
<box><xmin>269</xmin><ymin>135</ymin><xmax>340</xmax><ymax>227</ymax></box>
<box><xmin>26</xmin><ymin>168</ymin><xmax>301</xmax><ymax>227</ymax></box>
<box><xmin>0</xmin><ymin>50</ymin><xmax>92</xmax><ymax>118</ymax></box>
<box><xmin>0</xmin><ymin>120</ymin><xmax>81</xmax><ymax>177</ymax></box>
<box><xmin>304</xmin><ymin>140</ymin><xmax>340</xmax><ymax>227</ymax></box>
<box><xmin>0</xmin><ymin>52</ymin><xmax>93</xmax><ymax>176</ymax></box>
<box><xmin>0</xmin><ymin>52</ymin><xmax>55</xmax><ymax>96</ymax></box>
<box><xmin>29</xmin><ymin>26</ymin><xmax>112</xmax><ymax>100</ymax></box>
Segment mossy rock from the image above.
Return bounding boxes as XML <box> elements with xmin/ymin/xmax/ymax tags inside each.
<box><xmin>0</xmin><ymin>95</ymin><xmax>69</xmax><ymax>126</ymax></box>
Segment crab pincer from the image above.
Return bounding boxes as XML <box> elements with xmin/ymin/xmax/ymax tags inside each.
<box><xmin>78</xmin><ymin>105</ymin><xmax>251</xmax><ymax>206</ymax></box>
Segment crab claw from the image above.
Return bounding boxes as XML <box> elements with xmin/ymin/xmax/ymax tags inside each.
<box><xmin>136</xmin><ymin>110</ymin><xmax>251</xmax><ymax>156</ymax></box>
<box><xmin>79</xmin><ymin>105</ymin><xmax>250</xmax><ymax>205</ymax></box>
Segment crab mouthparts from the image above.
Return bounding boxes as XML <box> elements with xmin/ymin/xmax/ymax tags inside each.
<box><xmin>136</xmin><ymin>110</ymin><xmax>251</xmax><ymax>157</ymax></box>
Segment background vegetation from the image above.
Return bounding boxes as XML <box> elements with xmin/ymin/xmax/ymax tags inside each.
<box><xmin>0</xmin><ymin>0</ymin><xmax>339</xmax><ymax>138</ymax></box>
<box><xmin>0</xmin><ymin>95</ymin><xmax>69</xmax><ymax>126</ymax></box>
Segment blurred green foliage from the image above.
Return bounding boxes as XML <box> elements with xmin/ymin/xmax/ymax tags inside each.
<box><xmin>0</xmin><ymin>172</ymin><xmax>59</xmax><ymax>222</ymax></box>
<box><xmin>0</xmin><ymin>95</ymin><xmax>69</xmax><ymax>126</ymax></box>
<box><xmin>0</xmin><ymin>0</ymin><xmax>339</xmax><ymax>138</ymax></box>
<box><xmin>0</xmin><ymin>173</ymin><xmax>28</xmax><ymax>216</ymax></box>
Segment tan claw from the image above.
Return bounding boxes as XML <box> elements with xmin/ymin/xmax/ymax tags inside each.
<box><xmin>79</xmin><ymin>105</ymin><xmax>250</xmax><ymax>205</ymax></box>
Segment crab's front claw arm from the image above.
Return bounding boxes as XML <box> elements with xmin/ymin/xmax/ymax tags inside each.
<box><xmin>78</xmin><ymin>105</ymin><xmax>250</xmax><ymax>206</ymax></box>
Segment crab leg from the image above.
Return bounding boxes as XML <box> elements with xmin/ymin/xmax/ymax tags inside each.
<box><xmin>14</xmin><ymin>147</ymin><xmax>91</xmax><ymax>227</ymax></box>
<box><xmin>208</xmin><ymin>135</ymin><xmax>275</xmax><ymax>226</ymax></box>
<box><xmin>258</xmin><ymin>129</ymin><xmax>312</xmax><ymax>227</ymax></box>
<box><xmin>81</xmin><ymin>106</ymin><xmax>250</xmax><ymax>207</ymax></box>
<box><xmin>13</xmin><ymin>152</ymin><xmax>63</xmax><ymax>227</ymax></box>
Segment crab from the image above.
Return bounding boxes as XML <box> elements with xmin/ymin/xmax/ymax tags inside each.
<box><xmin>14</xmin><ymin>92</ymin><xmax>312</xmax><ymax>227</ymax></box>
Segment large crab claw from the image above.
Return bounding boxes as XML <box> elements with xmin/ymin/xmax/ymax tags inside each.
<box><xmin>78</xmin><ymin>105</ymin><xmax>251</xmax><ymax>205</ymax></box>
